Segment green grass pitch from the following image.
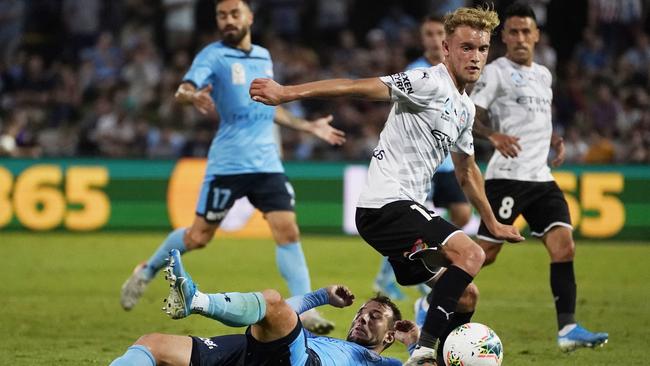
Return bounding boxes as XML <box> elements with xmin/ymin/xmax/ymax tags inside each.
<box><xmin>1</xmin><ymin>232</ymin><xmax>649</xmax><ymax>365</ymax></box>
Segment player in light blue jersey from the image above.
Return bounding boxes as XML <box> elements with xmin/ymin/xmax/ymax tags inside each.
<box><xmin>120</xmin><ymin>0</ymin><xmax>345</xmax><ymax>334</ymax></box>
<box><xmin>109</xmin><ymin>249</ymin><xmax>420</xmax><ymax>366</ymax></box>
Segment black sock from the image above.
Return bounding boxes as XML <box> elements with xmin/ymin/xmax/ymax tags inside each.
<box><xmin>419</xmin><ymin>266</ymin><xmax>473</xmax><ymax>349</ymax></box>
<box><xmin>550</xmin><ymin>261</ymin><xmax>577</xmax><ymax>329</ymax></box>
<box><xmin>437</xmin><ymin>311</ymin><xmax>474</xmax><ymax>362</ymax></box>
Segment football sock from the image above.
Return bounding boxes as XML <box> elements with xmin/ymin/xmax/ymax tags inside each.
<box><xmin>550</xmin><ymin>261</ymin><xmax>577</xmax><ymax>329</ymax></box>
<box><xmin>143</xmin><ymin>228</ymin><xmax>187</xmax><ymax>280</ymax></box>
<box><xmin>438</xmin><ymin>311</ymin><xmax>474</xmax><ymax>359</ymax></box>
<box><xmin>419</xmin><ymin>265</ymin><xmax>473</xmax><ymax>350</ymax></box>
<box><xmin>276</xmin><ymin>242</ymin><xmax>311</xmax><ymax>296</ymax></box>
<box><xmin>376</xmin><ymin>257</ymin><xmax>395</xmax><ymax>285</ymax></box>
<box><xmin>109</xmin><ymin>345</ymin><xmax>155</xmax><ymax>366</ymax></box>
<box><xmin>286</xmin><ymin>288</ymin><xmax>329</xmax><ymax>314</ymax></box>
<box><xmin>191</xmin><ymin>291</ymin><xmax>266</xmax><ymax>327</ymax></box>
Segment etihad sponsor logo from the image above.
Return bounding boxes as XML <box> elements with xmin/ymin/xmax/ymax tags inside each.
<box><xmin>516</xmin><ymin>96</ymin><xmax>552</xmax><ymax>105</ymax></box>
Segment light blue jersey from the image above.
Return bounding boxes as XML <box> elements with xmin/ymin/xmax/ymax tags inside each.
<box><xmin>406</xmin><ymin>57</ymin><xmax>455</xmax><ymax>173</ymax></box>
<box><xmin>183</xmin><ymin>42</ymin><xmax>282</xmax><ymax>175</ymax></box>
<box><xmin>308</xmin><ymin>336</ymin><xmax>402</xmax><ymax>365</ymax></box>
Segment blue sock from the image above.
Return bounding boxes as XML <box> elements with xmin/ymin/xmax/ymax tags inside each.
<box><xmin>143</xmin><ymin>228</ymin><xmax>187</xmax><ymax>279</ymax></box>
<box><xmin>286</xmin><ymin>288</ymin><xmax>329</xmax><ymax>314</ymax></box>
<box><xmin>198</xmin><ymin>292</ymin><xmax>266</xmax><ymax>327</ymax></box>
<box><xmin>376</xmin><ymin>257</ymin><xmax>395</xmax><ymax>285</ymax></box>
<box><xmin>109</xmin><ymin>345</ymin><xmax>155</xmax><ymax>366</ymax></box>
<box><xmin>276</xmin><ymin>242</ymin><xmax>311</xmax><ymax>296</ymax></box>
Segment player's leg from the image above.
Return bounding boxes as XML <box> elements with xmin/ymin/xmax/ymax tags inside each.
<box><xmin>162</xmin><ymin>249</ymin><xmax>314</xmax><ymax>364</ymax></box>
<box><xmin>373</xmin><ymin>257</ymin><xmax>406</xmax><ymax>300</ymax></box>
<box><xmin>120</xmin><ymin>174</ymin><xmax>230</xmax><ymax>310</ymax></box>
<box><xmin>526</xmin><ymin>182</ymin><xmax>608</xmax><ymax>350</ymax></box>
<box><xmin>109</xmin><ymin>334</ymin><xmax>192</xmax><ymax>366</ymax></box>
<box><xmin>251</xmin><ymin>173</ymin><xmax>334</xmax><ymax>334</ymax></box>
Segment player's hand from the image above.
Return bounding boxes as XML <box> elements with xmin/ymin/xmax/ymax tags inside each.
<box><xmin>326</xmin><ymin>285</ymin><xmax>355</xmax><ymax>308</ymax></box>
<box><xmin>487</xmin><ymin>222</ymin><xmax>524</xmax><ymax>243</ymax></box>
<box><xmin>394</xmin><ymin>320</ymin><xmax>420</xmax><ymax>347</ymax></box>
<box><xmin>308</xmin><ymin>115</ymin><xmax>346</xmax><ymax>145</ymax></box>
<box><xmin>192</xmin><ymin>84</ymin><xmax>215</xmax><ymax>115</ymax></box>
<box><xmin>250</xmin><ymin>78</ymin><xmax>288</xmax><ymax>106</ymax></box>
<box><xmin>489</xmin><ymin>133</ymin><xmax>521</xmax><ymax>158</ymax></box>
<box><xmin>551</xmin><ymin>138</ymin><xmax>565</xmax><ymax>167</ymax></box>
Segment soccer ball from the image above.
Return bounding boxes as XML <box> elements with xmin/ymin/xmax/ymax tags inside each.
<box><xmin>443</xmin><ymin>322</ymin><xmax>503</xmax><ymax>366</ymax></box>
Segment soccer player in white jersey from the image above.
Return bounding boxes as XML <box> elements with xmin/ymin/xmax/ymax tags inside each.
<box><xmin>250</xmin><ymin>7</ymin><xmax>524</xmax><ymax>365</ymax></box>
<box><xmin>470</xmin><ymin>2</ymin><xmax>608</xmax><ymax>352</ymax></box>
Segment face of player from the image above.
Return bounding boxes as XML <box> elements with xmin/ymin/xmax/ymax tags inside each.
<box><xmin>443</xmin><ymin>25</ymin><xmax>491</xmax><ymax>87</ymax></box>
<box><xmin>216</xmin><ymin>0</ymin><xmax>253</xmax><ymax>47</ymax></box>
<box><xmin>346</xmin><ymin>301</ymin><xmax>395</xmax><ymax>351</ymax></box>
<box><xmin>421</xmin><ymin>20</ymin><xmax>445</xmax><ymax>63</ymax></box>
<box><xmin>502</xmin><ymin>16</ymin><xmax>539</xmax><ymax>66</ymax></box>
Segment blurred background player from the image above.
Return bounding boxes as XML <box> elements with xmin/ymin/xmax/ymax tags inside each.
<box><xmin>470</xmin><ymin>2</ymin><xmax>608</xmax><ymax>351</ymax></box>
<box><xmin>110</xmin><ymin>249</ymin><xmax>420</xmax><ymax>366</ymax></box>
<box><xmin>120</xmin><ymin>0</ymin><xmax>345</xmax><ymax>334</ymax></box>
<box><xmin>250</xmin><ymin>7</ymin><xmax>524</xmax><ymax>365</ymax></box>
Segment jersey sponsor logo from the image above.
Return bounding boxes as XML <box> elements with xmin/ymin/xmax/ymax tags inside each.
<box><xmin>389</xmin><ymin>72</ymin><xmax>413</xmax><ymax>94</ymax></box>
<box><xmin>231</xmin><ymin>62</ymin><xmax>246</xmax><ymax>85</ymax></box>
<box><xmin>510</xmin><ymin>71</ymin><xmax>526</xmax><ymax>87</ymax></box>
<box><xmin>372</xmin><ymin>149</ymin><xmax>385</xmax><ymax>160</ymax></box>
<box><xmin>431</xmin><ymin>129</ymin><xmax>454</xmax><ymax>153</ymax></box>
<box><xmin>516</xmin><ymin>96</ymin><xmax>551</xmax><ymax>105</ymax></box>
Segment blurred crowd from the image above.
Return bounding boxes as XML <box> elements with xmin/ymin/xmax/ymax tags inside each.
<box><xmin>0</xmin><ymin>0</ymin><xmax>649</xmax><ymax>164</ymax></box>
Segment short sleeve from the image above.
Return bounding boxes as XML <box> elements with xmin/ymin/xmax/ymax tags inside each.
<box><xmin>451</xmin><ymin>105</ymin><xmax>476</xmax><ymax>156</ymax></box>
<box><xmin>469</xmin><ymin>64</ymin><xmax>500</xmax><ymax>109</ymax></box>
<box><xmin>182</xmin><ymin>46</ymin><xmax>220</xmax><ymax>89</ymax></box>
<box><xmin>380</xmin><ymin>68</ymin><xmax>440</xmax><ymax>109</ymax></box>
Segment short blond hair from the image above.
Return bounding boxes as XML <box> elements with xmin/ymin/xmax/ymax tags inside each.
<box><xmin>444</xmin><ymin>6</ymin><xmax>500</xmax><ymax>36</ymax></box>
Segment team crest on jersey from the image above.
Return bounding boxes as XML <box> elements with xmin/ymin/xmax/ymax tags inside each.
<box><xmin>231</xmin><ymin>63</ymin><xmax>246</xmax><ymax>85</ymax></box>
<box><xmin>510</xmin><ymin>71</ymin><xmax>526</xmax><ymax>87</ymax></box>
<box><xmin>459</xmin><ymin>109</ymin><xmax>468</xmax><ymax>126</ymax></box>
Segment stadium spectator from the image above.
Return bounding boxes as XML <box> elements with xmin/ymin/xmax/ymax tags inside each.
<box><xmin>110</xmin><ymin>249</ymin><xmax>420</xmax><ymax>366</ymax></box>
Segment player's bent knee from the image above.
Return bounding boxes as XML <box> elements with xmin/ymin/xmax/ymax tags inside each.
<box><xmin>261</xmin><ymin>289</ymin><xmax>283</xmax><ymax>307</ymax></box>
<box><xmin>553</xmin><ymin>241</ymin><xmax>575</xmax><ymax>262</ymax></box>
<box><xmin>186</xmin><ymin>230</ymin><xmax>212</xmax><ymax>249</ymax></box>
<box><xmin>134</xmin><ymin>333</ymin><xmax>163</xmax><ymax>358</ymax></box>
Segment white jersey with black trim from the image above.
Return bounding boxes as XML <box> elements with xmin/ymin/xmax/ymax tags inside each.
<box><xmin>357</xmin><ymin>63</ymin><xmax>475</xmax><ymax>208</ymax></box>
<box><xmin>471</xmin><ymin>56</ymin><xmax>554</xmax><ymax>182</ymax></box>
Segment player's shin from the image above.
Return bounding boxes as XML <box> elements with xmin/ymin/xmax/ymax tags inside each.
<box><xmin>419</xmin><ymin>266</ymin><xmax>474</xmax><ymax>352</ymax></box>
<box><xmin>144</xmin><ymin>228</ymin><xmax>188</xmax><ymax>279</ymax></box>
<box><xmin>193</xmin><ymin>291</ymin><xmax>267</xmax><ymax>327</ymax></box>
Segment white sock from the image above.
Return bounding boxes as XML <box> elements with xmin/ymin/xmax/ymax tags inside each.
<box><xmin>190</xmin><ymin>290</ymin><xmax>210</xmax><ymax>314</ymax></box>
<box><xmin>558</xmin><ymin>323</ymin><xmax>577</xmax><ymax>336</ymax></box>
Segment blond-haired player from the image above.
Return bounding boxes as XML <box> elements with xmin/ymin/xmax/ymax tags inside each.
<box><xmin>250</xmin><ymin>7</ymin><xmax>523</xmax><ymax>365</ymax></box>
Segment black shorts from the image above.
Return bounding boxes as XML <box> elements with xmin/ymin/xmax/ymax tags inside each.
<box><xmin>196</xmin><ymin>173</ymin><xmax>295</xmax><ymax>223</ymax></box>
<box><xmin>356</xmin><ymin>200</ymin><xmax>462</xmax><ymax>286</ymax></box>
<box><xmin>190</xmin><ymin>321</ymin><xmax>321</xmax><ymax>366</ymax></box>
<box><xmin>431</xmin><ymin>171</ymin><xmax>467</xmax><ymax>207</ymax></box>
<box><xmin>477</xmin><ymin>179</ymin><xmax>572</xmax><ymax>242</ymax></box>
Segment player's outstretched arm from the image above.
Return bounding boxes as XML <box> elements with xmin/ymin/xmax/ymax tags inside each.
<box><xmin>451</xmin><ymin>152</ymin><xmax>524</xmax><ymax>243</ymax></box>
<box><xmin>286</xmin><ymin>285</ymin><xmax>354</xmax><ymax>314</ymax></box>
<box><xmin>274</xmin><ymin>107</ymin><xmax>346</xmax><ymax>145</ymax></box>
<box><xmin>473</xmin><ymin>106</ymin><xmax>521</xmax><ymax>158</ymax></box>
<box><xmin>250</xmin><ymin>77</ymin><xmax>391</xmax><ymax>106</ymax></box>
<box><xmin>174</xmin><ymin>82</ymin><xmax>216</xmax><ymax>115</ymax></box>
